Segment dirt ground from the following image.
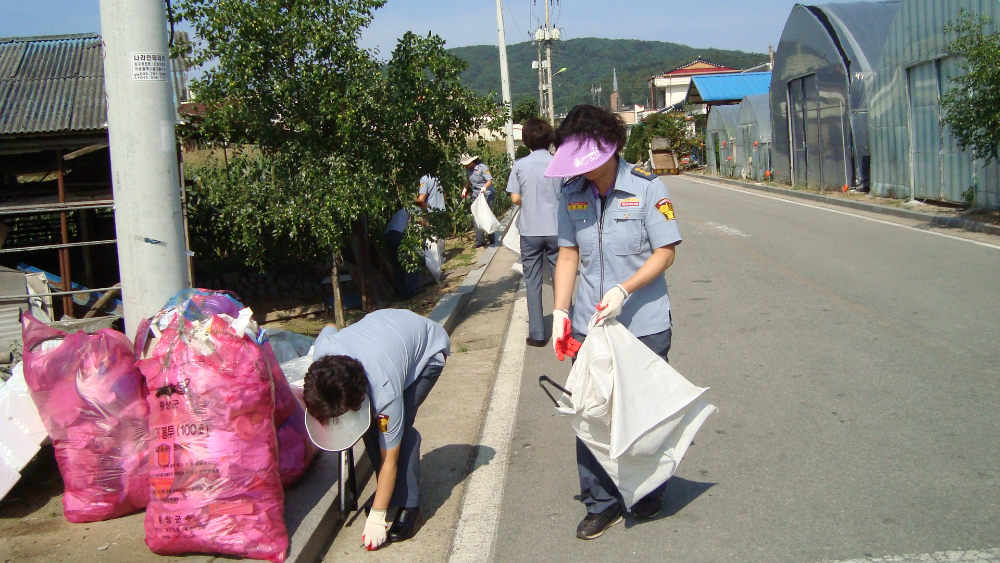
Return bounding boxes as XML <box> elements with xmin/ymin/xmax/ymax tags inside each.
<box><xmin>0</xmin><ymin>233</ymin><xmax>487</xmax><ymax>563</ymax></box>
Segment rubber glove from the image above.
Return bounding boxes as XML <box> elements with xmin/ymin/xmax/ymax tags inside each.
<box><xmin>596</xmin><ymin>284</ymin><xmax>629</xmax><ymax>324</ymax></box>
<box><xmin>552</xmin><ymin>309</ymin><xmax>582</xmax><ymax>361</ymax></box>
<box><xmin>362</xmin><ymin>509</ymin><xmax>388</xmax><ymax>551</ymax></box>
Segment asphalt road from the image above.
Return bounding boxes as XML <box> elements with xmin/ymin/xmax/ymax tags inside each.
<box><xmin>487</xmin><ymin>176</ymin><xmax>1000</xmax><ymax>562</ymax></box>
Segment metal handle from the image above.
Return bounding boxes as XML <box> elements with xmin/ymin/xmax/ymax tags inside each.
<box><xmin>339</xmin><ymin>447</ymin><xmax>358</xmax><ymax>517</ymax></box>
<box><xmin>539</xmin><ymin>375</ymin><xmax>571</xmax><ymax>408</ymax></box>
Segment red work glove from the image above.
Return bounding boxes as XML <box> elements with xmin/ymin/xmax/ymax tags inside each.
<box><xmin>552</xmin><ymin>309</ymin><xmax>582</xmax><ymax>361</ymax></box>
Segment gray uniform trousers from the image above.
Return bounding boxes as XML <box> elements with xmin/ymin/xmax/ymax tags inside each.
<box><xmin>571</xmin><ymin>326</ymin><xmax>672</xmax><ymax>514</ymax></box>
<box><xmin>520</xmin><ymin>235</ymin><xmax>559</xmax><ymax>341</ymax></box>
<box><xmin>362</xmin><ymin>362</ymin><xmax>443</xmax><ymax>508</ymax></box>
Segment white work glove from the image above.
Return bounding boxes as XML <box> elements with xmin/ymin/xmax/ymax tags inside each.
<box><xmin>596</xmin><ymin>284</ymin><xmax>629</xmax><ymax>324</ymax></box>
<box><xmin>362</xmin><ymin>509</ymin><xmax>387</xmax><ymax>551</ymax></box>
<box><xmin>552</xmin><ymin>309</ymin><xmax>581</xmax><ymax>361</ymax></box>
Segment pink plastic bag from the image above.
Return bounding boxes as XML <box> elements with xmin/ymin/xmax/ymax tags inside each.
<box><xmin>137</xmin><ymin>288</ymin><xmax>316</xmax><ymax>488</ymax></box>
<box><xmin>262</xmin><ymin>340</ymin><xmax>317</xmax><ymax>487</ymax></box>
<box><xmin>20</xmin><ymin>313</ymin><xmax>149</xmax><ymax>523</ymax></box>
<box><xmin>137</xmin><ymin>314</ymin><xmax>288</xmax><ymax>563</ymax></box>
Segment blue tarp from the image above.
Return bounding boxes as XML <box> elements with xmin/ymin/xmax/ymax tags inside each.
<box><xmin>687</xmin><ymin>72</ymin><xmax>772</xmax><ymax>103</ymax></box>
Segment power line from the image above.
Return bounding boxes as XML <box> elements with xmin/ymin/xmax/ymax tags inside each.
<box><xmin>502</xmin><ymin>0</ymin><xmax>526</xmax><ymax>42</ymax></box>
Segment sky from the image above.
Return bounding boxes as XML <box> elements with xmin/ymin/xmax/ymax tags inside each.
<box><xmin>1</xmin><ymin>0</ymin><xmax>855</xmax><ymax>56</ymax></box>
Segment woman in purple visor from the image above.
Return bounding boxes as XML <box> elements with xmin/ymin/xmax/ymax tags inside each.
<box><xmin>547</xmin><ymin>105</ymin><xmax>683</xmax><ymax>540</ymax></box>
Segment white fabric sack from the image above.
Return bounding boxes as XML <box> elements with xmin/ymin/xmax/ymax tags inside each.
<box><xmin>511</xmin><ymin>261</ymin><xmax>523</xmax><ymax>276</ymax></box>
<box><xmin>471</xmin><ymin>192</ymin><xmax>501</xmax><ymax>235</ymax></box>
<box><xmin>554</xmin><ymin>319</ymin><xmax>717</xmax><ymax>508</ymax></box>
<box><xmin>502</xmin><ymin>208</ymin><xmax>521</xmax><ymax>255</ymax></box>
<box><xmin>424</xmin><ymin>237</ymin><xmax>446</xmax><ymax>283</ymax></box>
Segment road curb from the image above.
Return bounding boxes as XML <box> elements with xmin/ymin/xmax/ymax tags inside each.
<box><xmin>686</xmin><ymin>173</ymin><xmax>1000</xmax><ymax>237</ymax></box>
<box><xmin>428</xmin><ymin>208</ymin><xmax>517</xmax><ymax>335</ymax></box>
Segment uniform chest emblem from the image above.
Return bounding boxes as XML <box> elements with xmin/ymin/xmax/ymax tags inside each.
<box><xmin>656</xmin><ymin>198</ymin><xmax>675</xmax><ymax>221</ymax></box>
<box><xmin>377</xmin><ymin>414</ymin><xmax>390</xmax><ymax>433</ymax></box>
<box><xmin>619</xmin><ymin>198</ymin><xmax>640</xmax><ymax>207</ymax></box>
<box><xmin>568</xmin><ymin>201</ymin><xmax>589</xmax><ymax>211</ymax></box>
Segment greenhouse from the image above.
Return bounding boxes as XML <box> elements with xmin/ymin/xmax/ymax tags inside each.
<box><xmin>769</xmin><ymin>1</ymin><xmax>900</xmax><ymax>191</ymax></box>
<box><xmin>869</xmin><ymin>0</ymin><xmax>1000</xmax><ymax>208</ymax></box>
<box><xmin>705</xmin><ymin>104</ymin><xmax>740</xmax><ymax>177</ymax></box>
<box><xmin>736</xmin><ymin>94</ymin><xmax>772</xmax><ymax>182</ymax></box>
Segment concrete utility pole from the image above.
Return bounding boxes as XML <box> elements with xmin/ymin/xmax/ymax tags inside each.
<box><xmin>536</xmin><ymin>42</ymin><xmax>545</xmax><ymax>118</ymax></box>
<box><xmin>495</xmin><ymin>0</ymin><xmax>515</xmax><ymax>160</ymax></box>
<box><xmin>544</xmin><ymin>0</ymin><xmax>555</xmax><ymax>124</ymax></box>
<box><xmin>100</xmin><ymin>0</ymin><xmax>190</xmax><ymax>335</ymax></box>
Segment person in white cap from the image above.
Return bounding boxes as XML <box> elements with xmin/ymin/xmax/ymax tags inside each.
<box><xmin>303</xmin><ymin>309</ymin><xmax>450</xmax><ymax>550</ymax></box>
<box><xmin>545</xmin><ymin>104</ymin><xmax>683</xmax><ymax>540</ymax></box>
<box><xmin>460</xmin><ymin>154</ymin><xmax>495</xmax><ymax>247</ymax></box>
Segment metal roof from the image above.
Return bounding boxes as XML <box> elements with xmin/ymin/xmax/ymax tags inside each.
<box><xmin>0</xmin><ymin>33</ymin><xmax>106</xmax><ymax>137</ymax></box>
<box><xmin>686</xmin><ymin>72</ymin><xmax>771</xmax><ymax>104</ymax></box>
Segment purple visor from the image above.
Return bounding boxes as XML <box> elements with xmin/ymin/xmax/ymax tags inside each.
<box><xmin>544</xmin><ymin>134</ymin><xmax>616</xmax><ymax>178</ymax></box>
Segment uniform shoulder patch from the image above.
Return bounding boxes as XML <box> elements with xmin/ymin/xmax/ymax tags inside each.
<box><xmin>377</xmin><ymin>414</ymin><xmax>390</xmax><ymax>433</ymax></box>
<box><xmin>655</xmin><ymin>197</ymin><xmax>675</xmax><ymax>221</ymax></box>
<box><xmin>631</xmin><ymin>166</ymin><xmax>657</xmax><ymax>179</ymax></box>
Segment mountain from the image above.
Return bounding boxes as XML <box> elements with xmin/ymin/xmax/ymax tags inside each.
<box><xmin>449</xmin><ymin>38</ymin><xmax>767</xmax><ymax>113</ymax></box>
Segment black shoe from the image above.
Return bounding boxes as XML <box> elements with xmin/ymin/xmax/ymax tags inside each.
<box><xmin>526</xmin><ymin>337</ymin><xmax>547</xmax><ymax>347</ymax></box>
<box><xmin>387</xmin><ymin>507</ymin><xmax>422</xmax><ymax>543</ymax></box>
<box><xmin>631</xmin><ymin>494</ymin><xmax>661</xmax><ymax>519</ymax></box>
<box><xmin>576</xmin><ymin>505</ymin><xmax>622</xmax><ymax>540</ymax></box>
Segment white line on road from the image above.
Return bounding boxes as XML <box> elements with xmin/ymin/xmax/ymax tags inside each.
<box><xmin>705</xmin><ymin>221</ymin><xmax>750</xmax><ymax>237</ymax></box>
<box><xmin>816</xmin><ymin>548</ymin><xmax>1000</xmax><ymax>562</ymax></box>
<box><xmin>682</xmin><ymin>176</ymin><xmax>1000</xmax><ymax>252</ymax></box>
<box><xmin>448</xmin><ymin>285</ymin><xmax>529</xmax><ymax>563</ymax></box>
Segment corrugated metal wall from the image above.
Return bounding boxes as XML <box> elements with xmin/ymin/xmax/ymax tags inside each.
<box><xmin>870</xmin><ymin>0</ymin><xmax>1000</xmax><ymax>208</ymax></box>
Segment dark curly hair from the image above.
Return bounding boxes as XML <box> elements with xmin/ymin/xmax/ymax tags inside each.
<box><xmin>521</xmin><ymin>117</ymin><xmax>555</xmax><ymax>151</ymax></box>
<box><xmin>303</xmin><ymin>355</ymin><xmax>368</xmax><ymax>425</ymax></box>
<box><xmin>554</xmin><ymin>105</ymin><xmax>627</xmax><ymax>153</ymax></box>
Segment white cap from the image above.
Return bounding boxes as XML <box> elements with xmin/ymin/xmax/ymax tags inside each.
<box><xmin>304</xmin><ymin>395</ymin><xmax>370</xmax><ymax>451</ymax></box>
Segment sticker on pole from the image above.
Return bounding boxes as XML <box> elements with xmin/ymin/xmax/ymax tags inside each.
<box><xmin>131</xmin><ymin>53</ymin><xmax>168</xmax><ymax>81</ymax></box>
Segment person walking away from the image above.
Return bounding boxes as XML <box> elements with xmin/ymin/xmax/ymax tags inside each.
<box><xmin>545</xmin><ymin>105</ymin><xmax>682</xmax><ymax>540</ymax></box>
<box><xmin>507</xmin><ymin>118</ymin><xmax>562</xmax><ymax>346</ymax></box>
<box><xmin>303</xmin><ymin>309</ymin><xmax>450</xmax><ymax>550</ymax></box>
<box><xmin>461</xmin><ymin>154</ymin><xmax>495</xmax><ymax>247</ymax></box>
<box><xmin>384</xmin><ymin>207</ymin><xmax>419</xmax><ymax>298</ymax></box>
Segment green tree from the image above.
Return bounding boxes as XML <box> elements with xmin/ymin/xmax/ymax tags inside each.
<box><xmin>174</xmin><ymin>0</ymin><xmax>504</xmax><ymax>273</ymax></box>
<box><xmin>941</xmin><ymin>10</ymin><xmax>1000</xmax><ymax>164</ymax></box>
<box><xmin>623</xmin><ymin>113</ymin><xmax>698</xmax><ymax>165</ymax></box>
<box><xmin>512</xmin><ymin>97</ymin><xmax>541</xmax><ymax>124</ymax></box>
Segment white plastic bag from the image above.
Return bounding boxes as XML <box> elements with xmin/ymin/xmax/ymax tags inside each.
<box><xmin>471</xmin><ymin>192</ymin><xmax>501</xmax><ymax>235</ymax></box>
<box><xmin>554</xmin><ymin>319</ymin><xmax>716</xmax><ymax>508</ymax></box>
<box><xmin>424</xmin><ymin>237</ymin><xmax>446</xmax><ymax>283</ymax></box>
<box><xmin>502</xmin><ymin>209</ymin><xmax>521</xmax><ymax>255</ymax></box>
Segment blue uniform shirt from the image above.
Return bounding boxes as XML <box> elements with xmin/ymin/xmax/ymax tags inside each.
<box><xmin>506</xmin><ymin>149</ymin><xmax>562</xmax><ymax>237</ymax></box>
<box><xmin>313</xmin><ymin>309</ymin><xmax>451</xmax><ymax>450</ymax></box>
<box><xmin>466</xmin><ymin>162</ymin><xmax>494</xmax><ymax>199</ymax></box>
<box><xmin>557</xmin><ymin>158</ymin><xmax>682</xmax><ymax>337</ymax></box>
<box><xmin>419</xmin><ymin>175</ymin><xmax>445</xmax><ymax>211</ymax></box>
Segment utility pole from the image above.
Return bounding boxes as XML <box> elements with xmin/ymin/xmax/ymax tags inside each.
<box><xmin>100</xmin><ymin>0</ymin><xmax>190</xmax><ymax>335</ymax></box>
<box><xmin>495</xmin><ymin>0</ymin><xmax>515</xmax><ymax>159</ymax></box>
<box><xmin>544</xmin><ymin>0</ymin><xmax>555</xmax><ymax>123</ymax></box>
<box><xmin>536</xmin><ymin>42</ymin><xmax>545</xmax><ymax>118</ymax></box>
